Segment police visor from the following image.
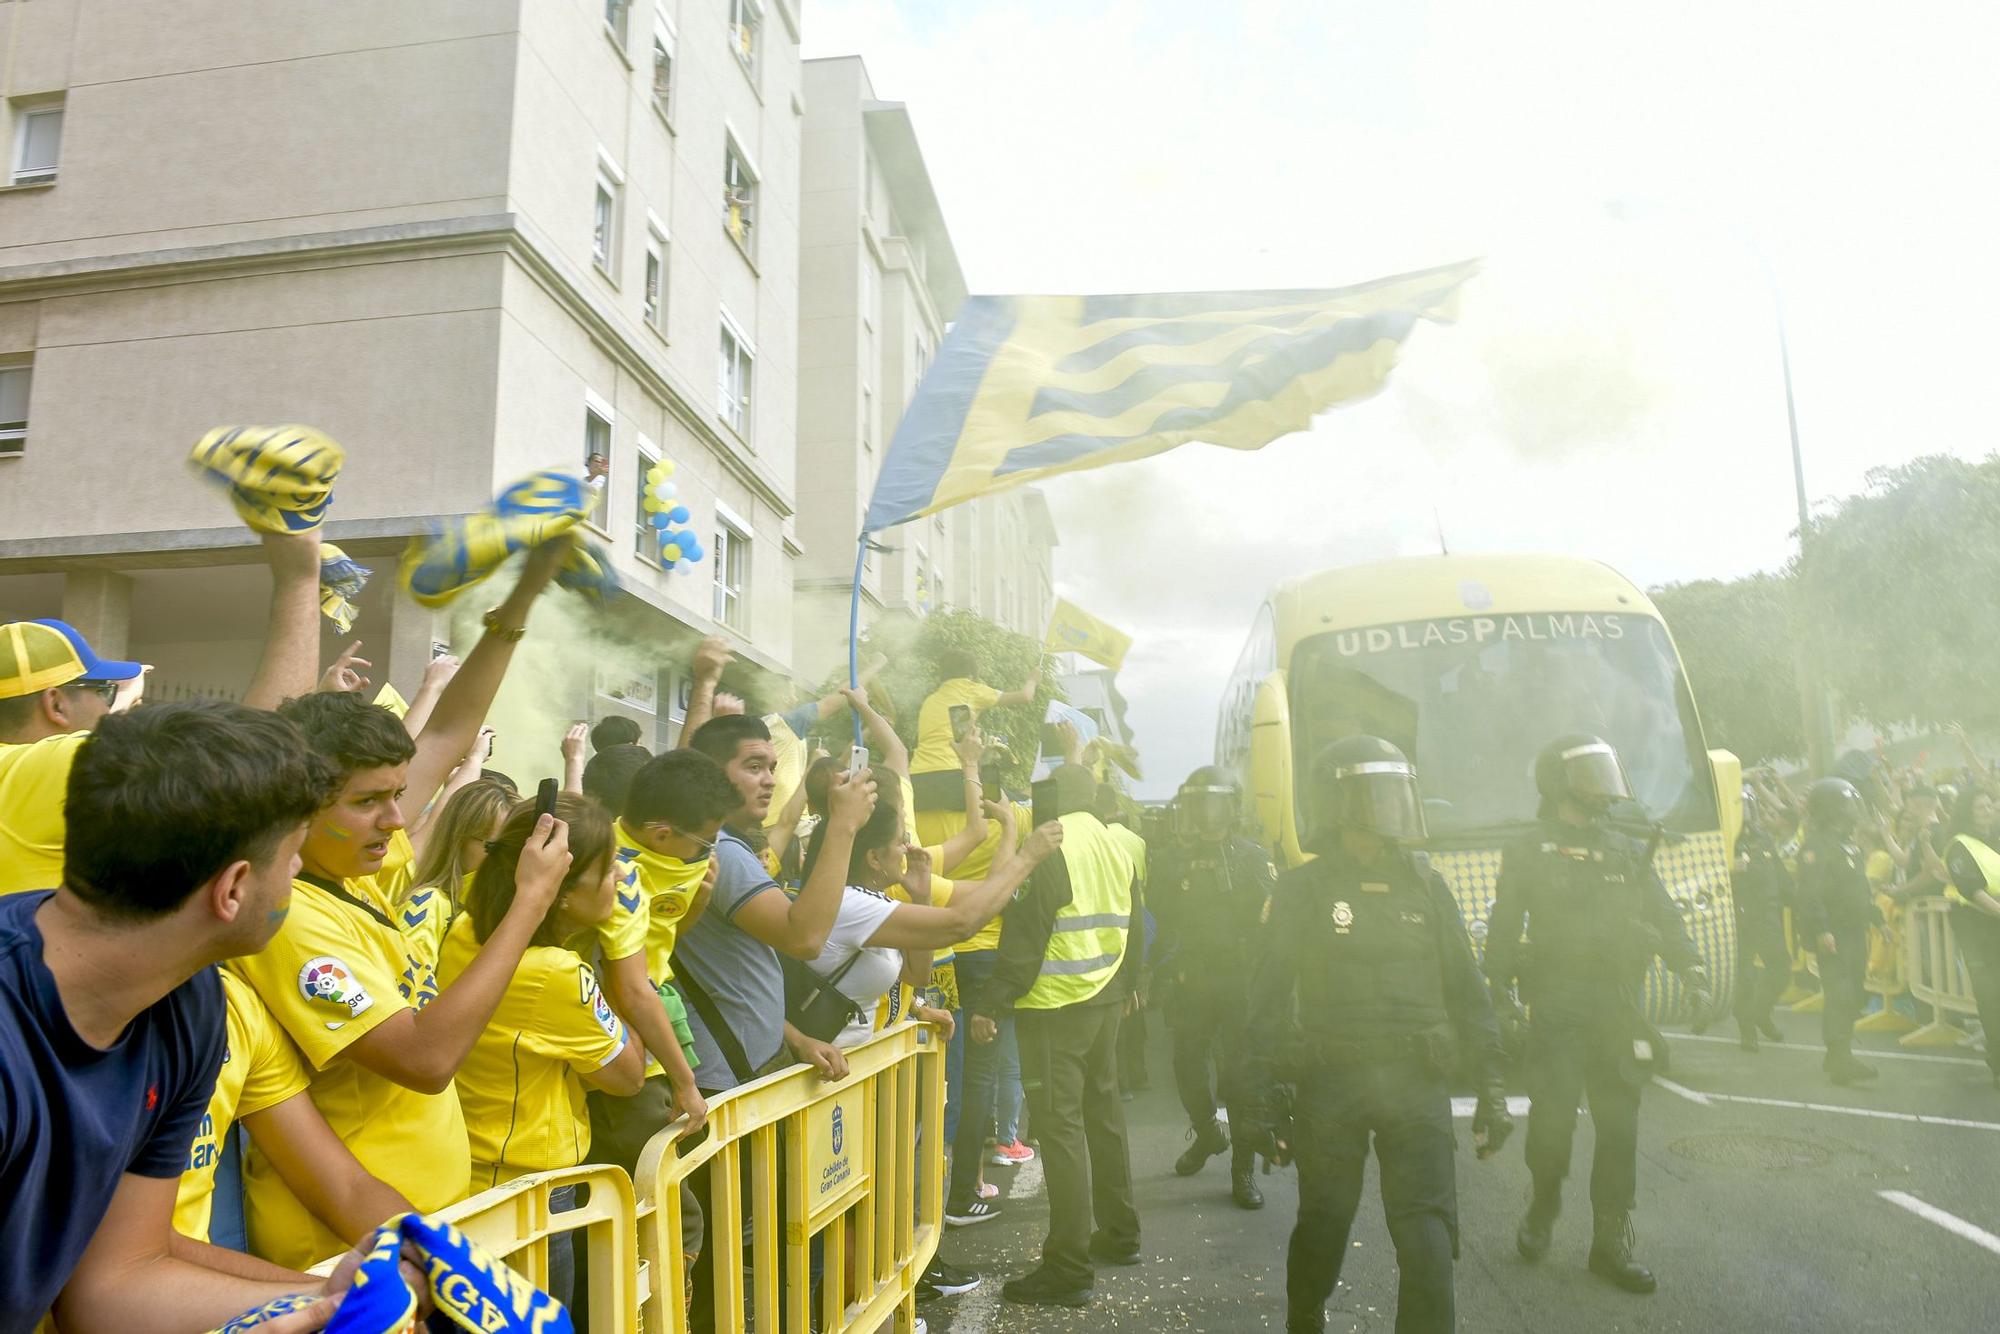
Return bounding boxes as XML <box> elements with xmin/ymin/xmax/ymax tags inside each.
<box><xmin>1330</xmin><ymin>760</ymin><xmax>1428</xmax><ymax>842</ymax></box>
<box><xmin>1176</xmin><ymin>787</ymin><xmax>1236</xmax><ymax>839</ymax></box>
<box><xmin>1560</xmin><ymin>742</ymin><xmax>1632</xmax><ymax>805</ymax></box>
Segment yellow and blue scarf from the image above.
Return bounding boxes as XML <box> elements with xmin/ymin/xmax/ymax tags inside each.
<box><xmin>188</xmin><ymin>425</ymin><xmax>345</xmax><ymax>534</ymax></box>
<box><xmin>399</xmin><ymin>470</ymin><xmax>618</xmax><ymax>608</ymax></box>
<box><xmin>211</xmin><ymin>1212</ymin><xmax>571</xmax><ymax>1333</ymax></box>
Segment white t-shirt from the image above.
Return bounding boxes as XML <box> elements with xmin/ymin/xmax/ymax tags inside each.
<box><xmin>809</xmin><ymin>887</ymin><xmax>904</xmax><ymax>1048</ymax></box>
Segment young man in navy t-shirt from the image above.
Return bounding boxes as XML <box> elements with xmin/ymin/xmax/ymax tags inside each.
<box><xmin>0</xmin><ymin>700</ymin><xmax>370</xmax><ymax>1331</ymax></box>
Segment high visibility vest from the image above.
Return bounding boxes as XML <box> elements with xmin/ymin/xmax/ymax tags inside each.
<box><xmin>1019</xmin><ymin>813</ymin><xmax>1135</xmax><ymax>1011</ymax></box>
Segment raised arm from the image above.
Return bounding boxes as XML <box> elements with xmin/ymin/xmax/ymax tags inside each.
<box><xmin>560</xmin><ymin>722</ymin><xmax>588</xmax><ymax>795</ymax></box>
<box><xmin>676</xmin><ymin>636</ymin><xmax>735</xmax><ymax>747</ymax></box>
<box><xmin>735</xmin><ymin>769</ymin><xmax>877</xmax><ymax>959</ymax></box>
<box><xmin>843</xmin><ymin>685</ymin><xmax>909</xmax><ymax>776</ymax></box>
<box><xmin>932</xmin><ymin>742</ymin><xmax>992</xmax><ymax>871</ymax></box>
<box><xmin>867</xmin><ymin>822</ymin><xmax>1064</xmax><ymax>951</ymax></box>
<box><xmin>401</xmin><ymin>537</ymin><xmax>567</xmax><ymax>807</ymax></box>
<box><xmin>994</xmin><ymin>660</ymin><xmax>1042</xmax><ymax>709</ymax></box>
<box><xmin>402</xmin><ymin>653</ymin><xmax>460</xmax><ymax>738</ymax></box>
<box><xmin>242</xmin><ymin>530</ymin><xmax>326</xmax><ymax>710</ymax></box>
<box><xmin>766</xmin><ymin>774</ymin><xmax>813</xmax><ymax>863</ymax></box>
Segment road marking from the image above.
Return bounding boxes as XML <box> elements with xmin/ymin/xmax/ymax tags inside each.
<box><xmin>1877</xmin><ymin>1190</ymin><xmax>2000</xmax><ymax>1257</ymax></box>
<box><xmin>1652</xmin><ymin>1076</ymin><xmax>1711</xmax><ymax>1105</ymax></box>
<box><xmin>1448</xmin><ymin>1096</ymin><xmax>1533</xmax><ymax>1118</ymax></box>
<box><xmin>951</xmin><ymin>1150</ymin><xmax>1043</xmax><ymax>1334</ymax></box>
<box><xmin>1651</xmin><ymin>1076</ymin><xmax>2000</xmax><ymax>1131</ymax></box>
<box><xmin>1674</xmin><ymin>1030</ymin><xmax>1986</xmax><ymax>1067</ymax></box>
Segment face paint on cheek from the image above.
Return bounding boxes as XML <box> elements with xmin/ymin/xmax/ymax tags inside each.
<box><xmin>322</xmin><ymin>823</ymin><xmax>352</xmax><ymax>841</ymax></box>
<box><xmin>267</xmin><ymin>899</ymin><xmax>292</xmax><ymax>928</ymax></box>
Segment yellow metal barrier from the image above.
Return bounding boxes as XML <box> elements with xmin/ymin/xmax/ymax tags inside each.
<box><xmin>1856</xmin><ymin>896</ymin><xmax>1917</xmax><ymax>1033</ymax></box>
<box><xmin>1900</xmin><ymin>896</ymin><xmax>1976</xmax><ymax>1048</ymax></box>
<box><xmin>427</xmin><ymin>1021</ymin><xmax>945</xmax><ymax>1334</ymax></box>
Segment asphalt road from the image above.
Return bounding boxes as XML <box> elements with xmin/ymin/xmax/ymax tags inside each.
<box><xmin>922</xmin><ymin>1010</ymin><xmax>2000</xmax><ymax>1333</ymax></box>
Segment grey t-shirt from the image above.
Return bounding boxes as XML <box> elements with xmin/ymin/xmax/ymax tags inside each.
<box><xmin>673</xmin><ymin>831</ymin><xmax>785</xmax><ymax>1091</ymax></box>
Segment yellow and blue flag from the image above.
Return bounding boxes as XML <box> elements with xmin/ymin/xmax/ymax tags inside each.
<box><xmin>1044</xmin><ymin>598</ymin><xmax>1133</xmax><ymax>672</ymax></box>
<box><xmin>862</xmin><ymin>259</ymin><xmax>1476</xmax><ymax>531</ymax></box>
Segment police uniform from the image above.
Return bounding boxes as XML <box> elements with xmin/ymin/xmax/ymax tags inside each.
<box><xmin>1152</xmin><ymin>835</ymin><xmax>1276</xmax><ymax>1140</ymax></box>
<box><xmin>1485</xmin><ymin>820</ymin><xmax>1703</xmax><ymax>1288</ymax></box>
<box><xmin>1732</xmin><ymin>820</ymin><xmax>1794</xmax><ymax>1043</ymax></box>
<box><xmin>1794</xmin><ymin>826</ymin><xmax>1878</xmax><ymax>1079</ymax></box>
<box><xmin>1244</xmin><ymin>842</ymin><xmax>1503</xmax><ymax>1334</ymax></box>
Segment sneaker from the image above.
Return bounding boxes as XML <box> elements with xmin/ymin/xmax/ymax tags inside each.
<box><xmin>945</xmin><ymin>1198</ymin><xmax>1005</xmax><ymax>1228</ymax></box>
<box><xmin>1002</xmin><ymin>1268</ymin><xmax>1093</xmax><ymax>1308</ymax></box>
<box><xmin>989</xmin><ymin>1139</ymin><xmax>1036</xmax><ymax>1167</ymax></box>
<box><xmin>917</xmin><ymin>1258</ymin><xmax>981</xmax><ymax>1299</ymax></box>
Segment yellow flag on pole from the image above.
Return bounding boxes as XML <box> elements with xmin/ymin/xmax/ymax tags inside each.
<box><xmin>1045</xmin><ymin>599</ymin><xmax>1133</xmax><ymax>672</ymax></box>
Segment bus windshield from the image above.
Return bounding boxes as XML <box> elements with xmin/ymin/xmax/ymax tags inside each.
<box><xmin>1290</xmin><ymin>611</ymin><xmax>1714</xmax><ymax>843</ymax></box>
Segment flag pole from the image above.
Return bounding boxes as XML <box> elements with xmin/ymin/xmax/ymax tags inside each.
<box><xmin>848</xmin><ymin>530</ymin><xmax>868</xmax><ymax>747</ymax></box>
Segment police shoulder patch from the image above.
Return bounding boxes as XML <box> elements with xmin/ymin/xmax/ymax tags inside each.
<box><xmin>297</xmin><ymin>955</ymin><xmax>373</xmax><ymax>1020</ymax></box>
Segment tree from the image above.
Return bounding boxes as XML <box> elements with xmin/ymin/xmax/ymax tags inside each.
<box><xmin>808</xmin><ymin>609</ymin><xmax>1059</xmax><ymax>789</ymax></box>
<box><xmin>1651</xmin><ymin>573</ymin><xmax>1804</xmax><ymax>765</ymax></box>
<box><xmin>1804</xmin><ymin>453</ymin><xmax>2000</xmax><ymax>732</ymax></box>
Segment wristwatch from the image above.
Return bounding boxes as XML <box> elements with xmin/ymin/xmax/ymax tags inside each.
<box><xmin>481</xmin><ymin>608</ymin><xmax>527</xmax><ymax>643</ymax></box>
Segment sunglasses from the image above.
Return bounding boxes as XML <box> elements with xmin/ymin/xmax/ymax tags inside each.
<box><xmin>68</xmin><ymin>680</ymin><xmax>121</xmax><ymax>707</ymax></box>
<box><xmin>646</xmin><ymin>823</ymin><xmax>716</xmax><ymax>861</ymax></box>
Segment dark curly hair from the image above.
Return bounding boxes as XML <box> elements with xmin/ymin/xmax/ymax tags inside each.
<box><xmin>277</xmin><ymin>690</ymin><xmax>416</xmax><ymax>783</ymax></box>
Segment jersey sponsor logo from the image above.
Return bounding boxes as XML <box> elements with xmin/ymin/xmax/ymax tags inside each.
<box><xmin>581</xmin><ymin>969</ymin><xmax>621</xmax><ymax>1041</ymax></box>
<box><xmin>1331</xmin><ymin>900</ymin><xmax>1354</xmax><ymax>933</ymax></box>
<box><xmin>298</xmin><ymin>955</ymin><xmax>374</xmax><ymax>1019</ymax></box>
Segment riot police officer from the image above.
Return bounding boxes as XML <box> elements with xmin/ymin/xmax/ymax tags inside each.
<box><xmin>1240</xmin><ymin>737</ymin><xmax>1511</xmax><ymax>1334</ymax></box>
<box><xmin>1484</xmin><ymin>734</ymin><xmax>1713</xmax><ymax>1296</ymax></box>
<box><xmin>1794</xmin><ymin>777</ymin><xmax>1881</xmax><ymax>1086</ymax></box>
<box><xmin>1732</xmin><ymin>786</ymin><xmax>1794</xmax><ymax>1051</ymax></box>
<box><xmin>1150</xmin><ymin>765</ymin><xmax>1276</xmax><ymax>1209</ymax></box>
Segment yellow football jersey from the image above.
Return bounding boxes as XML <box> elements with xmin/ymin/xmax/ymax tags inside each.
<box><xmin>0</xmin><ymin>731</ymin><xmax>88</xmax><ymax>897</ymax></box>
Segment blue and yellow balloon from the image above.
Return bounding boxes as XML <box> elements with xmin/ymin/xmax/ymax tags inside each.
<box><xmin>642</xmin><ymin>458</ymin><xmax>707</xmax><ymax>571</ymax></box>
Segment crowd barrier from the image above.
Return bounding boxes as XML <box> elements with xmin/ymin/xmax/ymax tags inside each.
<box><xmin>425</xmin><ymin>1021</ymin><xmax>945</xmax><ymax>1333</ymax></box>
<box><xmin>1900</xmin><ymin>896</ymin><xmax>1977</xmax><ymax>1048</ymax></box>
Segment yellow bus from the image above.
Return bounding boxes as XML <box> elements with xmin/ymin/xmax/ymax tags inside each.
<box><xmin>1217</xmin><ymin>553</ymin><xmax>1744</xmax><ymax>1022</ymax></box>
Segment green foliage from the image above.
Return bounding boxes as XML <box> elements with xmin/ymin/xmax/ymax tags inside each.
<box><xmin>808</xmin><ymin>609</ymin><xmax>1062</xmax><ymax>789</ymax></box>
<box><xmin>1804</xmin><ymin>453</ymin><xmax>2000</xmax><ymax>731</ymax></box>
<box><xmin>1651</xmin><ymin>573</ymin><xmax>1803</xmax><ymax>765</ymax></box>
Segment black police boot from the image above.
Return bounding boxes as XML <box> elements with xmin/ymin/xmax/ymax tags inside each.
<box><xmin>1516</xmin><ymin>1179</ymin><xmax>1561</xmax><ymax>1262</ymax></box>
<box><xmin>1758</xmin><ymin>1015</ymin><xmax>1784</xmax><ymax>1042</ymax></box>
<box><xmin>1174</xmin><ymin>1119</ymin><xmax>1229</xmax><ymax>1176</ymax></box>
<box><xmin>1230</xmin><ymin>1144</ymin><xmax>1264</xmax><ymax>1210</ymax></box>
<box><xmin>1588</xmin><ymin>1212</ymin><xmax>1657</xmax><ymax>1294</ymax></box>
<box><xmin>1737</xmin><ymin>1018</ymin><xmax>1760</xmax><ymax>1052</ymax></box>
<box><xmin>1285</xmin><ymin>1310</ymin><xmax>1325</xmax><ymax>1334</ymax></box>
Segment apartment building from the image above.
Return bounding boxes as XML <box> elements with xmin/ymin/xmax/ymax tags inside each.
<box><xmin>0</xmin><ymin>0</ymin><xmax>804</xmax><ymax>763</ymax></box>
<box><xmin>793</xmin><ymin>54</ymin><xmax>1056</xmax><ymax>680</ymax></box>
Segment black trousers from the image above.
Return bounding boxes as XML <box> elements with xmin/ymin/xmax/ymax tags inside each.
<box><xmin>1170</xmin><ymin>983</ymin><xmax>1248</xmax><ymax>1130</ymax></box>
<box><xmin>1286</xmin><ymin>1058</ymin><xmax>1456</xmax><ymax>1333</ymax></box>
<box><xmin>1524</xmin><ymin>1017</ymin><xmax>1641</xmax><ymax>1217</ymax></box>
<box><xmin>1016</xmin><ymin>1001</ymin><xmax>1141</xmax><ymax>1288</ymax></box>
<box><xmin>1819</xmin><ymin>926</ymin><xmax>1868</xmax><ymax>1062</ymax></box>
<box><xmin>1118</xmin><ymin>1001</ymin><xmax>1150</xmax><ymax>1091</ymax></box>
<box><xmin>1953</xmin><ymin>908</ymin><xmax>2000</xmax><ymax>1077</ymax></box>
<box><xmin>1734</xmin><ymin>902</ymin><xmax>1791</xmax><ymax>1026</ymax></box>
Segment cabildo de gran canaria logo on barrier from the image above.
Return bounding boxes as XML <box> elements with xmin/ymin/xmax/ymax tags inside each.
<box><xmin>1331</xmin><ymin>613</ymin><xmax>1628</xmax><ymax>658</ymax></box>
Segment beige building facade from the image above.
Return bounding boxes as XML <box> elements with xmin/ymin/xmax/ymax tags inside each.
<box><xmin>793</xmin><ymin>55</ymin><xmax>1055</xmax><ymax>681</ymax></box>
<box><xmin>0</xmin><ymin>0</ymin><xmax>806</xmax><ymax>765</ymax></box>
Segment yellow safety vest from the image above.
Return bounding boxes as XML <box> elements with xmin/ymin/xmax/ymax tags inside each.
<box><xmin>1946</xmin><ymin>834</ymin><xmax>2000</xmax><ymax>906</ymax></box>
<box><xmin>1019</xmin><ymin>812</ymin><xmax>1135</xmax><ymax>1011</ymax></box>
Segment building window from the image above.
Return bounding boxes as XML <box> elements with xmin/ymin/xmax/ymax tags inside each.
<box><xmin>723</xmin><ymin>135</ymin><xmax>758</xmax><ymax>256</ymax></box>
<box><xmin>593</xmin><ymin>172</ymin><xmax>622</xmax><ymax>277</ymax></box>
<box><xmin>634</xmin><ymin>436</ymin><xmax>660</xmax><ymax>562</ymax></box>
<box><xmin>11</xmin><ymin>103</ymin><xmax>62</xmax><ymax>186</ymax></box>
<box><xmin>861</xmin><ymin>385</ymin><xmax>874</xmax><ymax>454</ymax></box>
<box><xmin>583</xmin><ymin>400</ymin><xmax>613</xmax><ymax>527</ymax></box>
<box><xmin>914</xmin><ymin>336</ymin><xmax>931</xmax><ymax>390</ymax></box>
<box><xmin>0</xmin><ymin>364</ymin><xmax>30</xmax><ymax>457</ymax></box>
<box><xmin>604</xmin><ymin>0</ymin><xmax>632</xmax><ymax>50</ymax></box>
<box><xmin>718</xmin><ymin>312</ymin><xmax>754</xmax><ymax>439</ymax></box>
<box><xmin>643</xmin><ymin>222</ymin><xmax>669</xmax><ymax>333</ymax></box>
<box><xmin>713</xmin><ymin>516</ymin><xmax>749</xmax><ymax>630</ymax></box>
<box><xmin>651</xmin><ymin>15</ymin><xmax>676</xmax><ymax>121</ymax></box>
<box><xmin>728</xmin><ymin>0</ymin><xmax>762</xmax><ymax>79</ymax></box>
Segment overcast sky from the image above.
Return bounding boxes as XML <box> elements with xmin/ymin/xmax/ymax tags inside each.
<box><xmin>803</xmin><ymin>0</ymin><xmax>2000</xmax><ymax>795</ymax></box>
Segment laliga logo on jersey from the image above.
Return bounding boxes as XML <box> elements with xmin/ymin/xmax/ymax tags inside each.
<box><xmin>299</xmin><ymin>956</ymin><xmax>374</xmax><ymax>1020</ymax></box>
<box><xmin>831</xmin><ymin>1104</ymin><xmax>845</xmax><ymax>1155</ymax></box>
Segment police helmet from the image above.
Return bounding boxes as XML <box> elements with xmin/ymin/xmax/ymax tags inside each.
<box><xmin>1175</xmin><ymin>764</ymin><xmax>1239</xmax><ymax>841</ymax></box>
<box><xmin>1535</xmin><ymin>734</ymin><xmax>1633</xmax><ymax>812</ymax></box>
<box><xmin>1313</xmin><ymin>735</ymin><xmax>1428</xmax><ymax>843</ymax></box>
<box><xmin>1805</xmin><ymin>777</ymin><xmax>1865</xmax><ymax>834</ymax></box>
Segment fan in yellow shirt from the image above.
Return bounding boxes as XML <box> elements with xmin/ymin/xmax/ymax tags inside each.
<box><xmin>909</xmin><ymin>649</ymin><xmax>1038</xmax><ymax>778</ymax></box>
<box><xmin>175</xmin><ymin>972</ymin><xmax>410</xmax><ymax>1247</ymax></box>
<box><xmin>585</xmin><ymin>750</ymin><xmax>740</xmax><ymax>1175</ymax></box>
<box><xmin>443</xmin><ymin>795</ymin><xmax>644</xmax><ymax>1310</ymax></box>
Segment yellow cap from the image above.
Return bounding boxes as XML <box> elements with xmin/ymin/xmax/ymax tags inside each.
<box><xmin>0</xmin><ymin>622</ymin><xmax>86</xmax><ymax>701</ymax></box>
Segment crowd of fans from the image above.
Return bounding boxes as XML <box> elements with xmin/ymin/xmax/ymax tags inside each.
<box><xmin>0</xmin><ymin>516</ymin><xmax>1103</xmax><ymax>1332</ymax></box>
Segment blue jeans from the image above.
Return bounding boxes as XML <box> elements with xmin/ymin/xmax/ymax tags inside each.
<box><xmin>547</xmin><ymin>1184</ymin><xmax>578</xmax><ymax>1311</ymax></box>
<box><xmin>948</xmin><ymin>950</ymin><xmax>1013</xmax><ymax>1207</ymax></box>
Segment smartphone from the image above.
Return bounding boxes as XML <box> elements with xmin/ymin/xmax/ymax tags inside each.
<box><xmin>1032</xmin><ymin>777</ymin><xmax>1060</xmax><ymax>831</ymax></box>
<box><xmin>534</xmin><ymin>777</ymin><xmax>560</xmax><ymax>842</ymax></box>
<box><xmin>949</xmin><ymin>704</ymin><xmax>974</xmax><ymax>742</ymax></box>
<box><xmin>847</xmin><ymin>744</ymin><xmax>870</xmax><ymax>779</ymax></box>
